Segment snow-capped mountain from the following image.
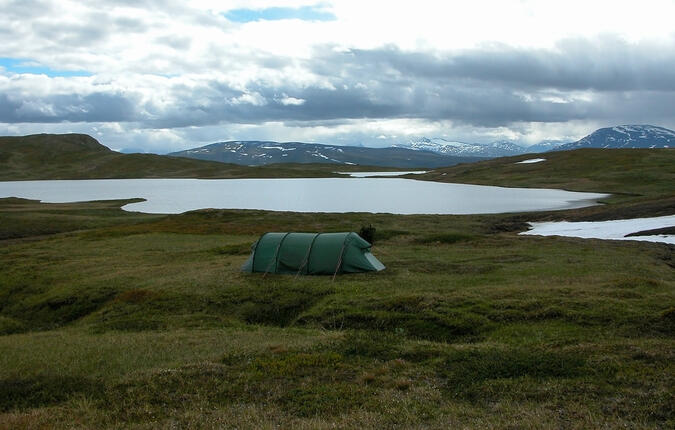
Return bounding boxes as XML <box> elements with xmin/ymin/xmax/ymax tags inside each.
<box><xmin>554</xmin><ymin>125</ymin><xmax>674</xmax><ymax>151</ymax></box>
<box><xmin>169</xmin><ymin>140</ymin><xmax>486</xmax><ymax>168</ymax></box>
<box><xmin>525</xmin><ymin>140</ymin><xmax>567</xmax><ymax>153</ymax></box>
<box><xmin>396</xmin><ymin>137</ymin><xmax>525</xmax><ymax>158</ymax></box>
<box><xmin>168</xmin><ymin>125</ymin><xmax>674</xmax><ymax>168</ymax></box>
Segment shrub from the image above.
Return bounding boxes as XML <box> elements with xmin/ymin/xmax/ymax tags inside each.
<box><xmin>359</xmin><ymin>224</ymin><xmax>376</xmax><ymax>244</ymax></box>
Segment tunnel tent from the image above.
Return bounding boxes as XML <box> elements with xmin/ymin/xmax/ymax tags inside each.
<box><xmin>241</xmin><ymin>232</ymin><xmax>385</xmax><ymax>275</ymax></box>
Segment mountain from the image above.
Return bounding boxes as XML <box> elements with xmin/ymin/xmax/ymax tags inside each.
<box><xmin>525</xmin><ymin>140</ymin><xmax>567</xmax><ymax>153</ymax></box>
<box><xmin>554</xmin><ymin>125</ymin><xmax>675</xmax><ymax>151</ymax></box>
<box><xmin>395</xmin><ymin>137</ymin><xmax>525</xmax><ymax>158</ymax></box>
<box><xmin>395</xmin><ymin>125</ymin><xmax>675</xmax><ymax>155</ymax></box>
<box><xmin>0</xmin><ymin>134</ymin><xmax>359</xmax><ymax>180</ymax></box>
<box><xmin>169</xmin><ymin>140</ymin><xmax>485</xmax><ymax>168</ymax></box>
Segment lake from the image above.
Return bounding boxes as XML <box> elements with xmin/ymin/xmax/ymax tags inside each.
<box><xmin>337</xmin><ymin>171</ymin><xmax>428</xmax><ymax>177</ymax></box>
<box><xmin>0</xmin><ymin>178</ymin><xmax>608</xmax><ymax>215</ymax></box>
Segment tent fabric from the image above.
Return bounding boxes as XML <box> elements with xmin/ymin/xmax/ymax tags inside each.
<box><xmin>241</xmin><ymin>232</ymin><xmax>385</xmax><ymax>275</ymax></box>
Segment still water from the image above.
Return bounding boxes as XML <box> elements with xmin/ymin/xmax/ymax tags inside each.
<box><xmin>0</xmin><ymin>178</ymin><xmax>608</xmax><ymax>214</ymax></box>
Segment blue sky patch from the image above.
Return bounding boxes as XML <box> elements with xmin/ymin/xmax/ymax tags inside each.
<box><xmin>0</xmin><ymin>57</ymin><xmax>91</xmax><ymax>77</ymax></box>
<box><xmin>224</xmin><ymin>4</ymin><xmax>335</xmax><ymax>23</ymax></box>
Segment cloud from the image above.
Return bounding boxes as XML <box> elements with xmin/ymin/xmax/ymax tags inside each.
<box><xmin>2</xmin><ymin>39</ymin><xmax>675</xmax><ymax>131</ymax></box>
<box><xmin>0</xmin><ymin>91</ymin><xmax>137</xmax><ymax>123</ymax></box>
<box><xmin>136</xmin><ymin>38</ymin><xmax>675</xmax><ymax>127</ymax></box>
<box><xmin>276</xmin><ymin>95</ymin><xmax>306</xmax><ymax>106</ymax></box>
<box><xmin>1</xmin><ymin>1</ymin><xmax>675</xmax><ymax>150</ymax></box>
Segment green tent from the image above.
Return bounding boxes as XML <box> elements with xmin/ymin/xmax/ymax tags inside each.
<box><xmin>241</xmin><ymin>232</ymin><xmax>385</xmax><ymax>275</ymax></box>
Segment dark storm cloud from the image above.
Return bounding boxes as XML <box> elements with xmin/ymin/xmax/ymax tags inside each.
<box><xmin>2</xmin><ymin>36</ymin><xmax>674</xmax><ymax>128</ymax></box>
<box><xmin>0</xmin><ymin>94</ymin><xmax>22</xmax><ymax>120</ymax></box>
<box><xmin>315</xmin><ymin>38</ymin><xmax>675</xmax><ymax>92</ymax></box>
<box><xmin>0</xmin><ymin>92</ymin><xmax>137</xmax><ymax>123</ymax></box>
<box><xmin>135</xmin><ymin>76</ymin><xmax>598</xmax><ymax>129</ymax></box>
<box><xmin>141</xmin><ymin>81</ymin><xmax>405</xmax><ymax>128</ymax></box>
<box><xmin>150</xmin><ymin>38</ymin><xmax>675</xmax><ymax>127</ymax></box>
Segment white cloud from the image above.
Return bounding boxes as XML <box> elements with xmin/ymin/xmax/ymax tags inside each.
<box><xmin>277</xmin><ymin>95</ymin><xmax>306</xmax><ymax>106</ymax></box>
<box><xmin>231</xmin><ymin>92</ymin><xmax>268</xmax><ymax>106</ymax></box>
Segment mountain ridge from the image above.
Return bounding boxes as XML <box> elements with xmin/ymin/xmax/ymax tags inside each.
<box><xmin>394</xmin><ymin>137</ymin><xmax>526</xmax><ymax>158</ymax></box>
<box><xmin>396</xmin><ymin>124</ymin><xmax>674</xmax><ymax>156</ymax></box>
<box><xmin>554</xmin><ymin>125</ymin><xmax>674</xmax><ymax>151</ymax></box>
<box><xmin>169</xmin><ymin>140</ymin><xmax>485</xmax><ymax>168</ymax></box>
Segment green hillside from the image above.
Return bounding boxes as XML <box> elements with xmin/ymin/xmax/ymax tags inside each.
<box><xmin>417</xmin><ymin>148</ymin><xmax>675</xmax><ymax>220</ymax></box>
<box><xmin>419</xmin><ymin>148</ymin><xmax>674</xmax><ymax>197</ymax></box>
<box><xmin>0</xmin><ymin>134</ymin><xmax>375</xmax><ymax>180</ymax></box>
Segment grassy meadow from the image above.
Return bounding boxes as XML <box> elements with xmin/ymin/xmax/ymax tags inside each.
<box><xmin>0</xmin><ymin>149</ymin><xmax>674</xmax><ymax>428</ymax></box>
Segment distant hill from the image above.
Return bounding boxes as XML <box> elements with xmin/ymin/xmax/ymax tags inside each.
<box><xmin>169</xmin><ymin>140</ymin><xmax>485</xmax><ymax>168</ymax></box>
<box><xmin>554</xmin><ymin>125</ymin><xmax>674</xmax><ymax>151</ymax></box>
<box><xmin>0</xmin><ymin>134</ymin><xmax>366</xmax><ymax>180</ymax></box>
<box><xmin>417</xmin><ymin>148</ymin><xmax>675</xmax><ymax>205</ymax></box>
<box><xmin>394</xmin><ymin>137</ymin><xmax>525</xmax><ymax>158</ymax></box>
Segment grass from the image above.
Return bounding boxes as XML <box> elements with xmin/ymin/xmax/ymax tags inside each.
<box><xmin>0</xmin><ymin>148</ymin><xmax>673</xmax><ymax>428</ymax></box>
<box><xmin>418</xmin><ymin>148</ymin><xmax>675</xmax><ymax>204</ymax></box>
<box><xmin>1</xmin><ymin>203</ymin><xmax>673</xmax><ymax>428</ymax></box>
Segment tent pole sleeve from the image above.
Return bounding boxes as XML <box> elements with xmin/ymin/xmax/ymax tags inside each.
<box><xmin>263</xmin><ymin>232</ymin><xmax>290</xmax><ymax>276</ymax></box>
<box><xmin>296</xmin><ymin>233</ymin><xmax>320</xmax><ymax>277</ymax></box>
<box><xmin>250</xmin><ymin>233</ymin><xmax>267</xmax><ymax>273</ymax></box>
<box><xmin>273</xmin><ymin>232</ymin><xmax>291</xmax><ymax>274</ymax></box>
<box><xmin>332</xmin><ymin>233</ymin><xmax>352</xmax><ymax>281</ymax></box>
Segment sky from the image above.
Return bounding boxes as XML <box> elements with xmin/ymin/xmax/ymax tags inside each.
<box><xmin>1</xmin><ymin>0</ymin><xmax>674</xmax><ymax>153</ymax></box>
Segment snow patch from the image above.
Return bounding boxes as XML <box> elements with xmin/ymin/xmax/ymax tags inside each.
<box><xmin>520</xmin><ymin>215</ymin><xmax>675</xmax><ymax>244</ymax></box>
<box><xmin>261</xmin><ymin>146</ymin><xmax>296</xmax><ymax>151</ymax></box>
<box><xmin>516</xmin><ymin>158</ymin><xmax>546</xmax><ymax>164</ymax></box>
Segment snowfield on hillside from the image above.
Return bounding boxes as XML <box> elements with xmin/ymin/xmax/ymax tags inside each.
<box><xmin>516</xmin><ymin>158</ymin><xmax>546</xmax><ymax>164</ymax></box>
<box><xmin>521</xmin><ymin>215</ymin><xmax>675</xmax><ymax>244</ymax></box>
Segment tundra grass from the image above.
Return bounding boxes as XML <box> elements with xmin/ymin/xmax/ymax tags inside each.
<box><xmin>1</xmin><ymin>199</ymin><xmax>673</xmax><ymax>428</ymax></box>
<box><xmin>419</xmin><ymin>149</ymin><xmax>675</xmax><ymax>205</ymax></box>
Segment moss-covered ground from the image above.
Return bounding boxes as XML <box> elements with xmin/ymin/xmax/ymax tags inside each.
<box><xmin>0</xmin><ymin>199</ymin><xmax>672</xmax><ymax>428</ymax></box>
<box><xmin>0</xmin><ymin>148</ymin><xmax>673</xmax><ymax>428</ymax></box>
